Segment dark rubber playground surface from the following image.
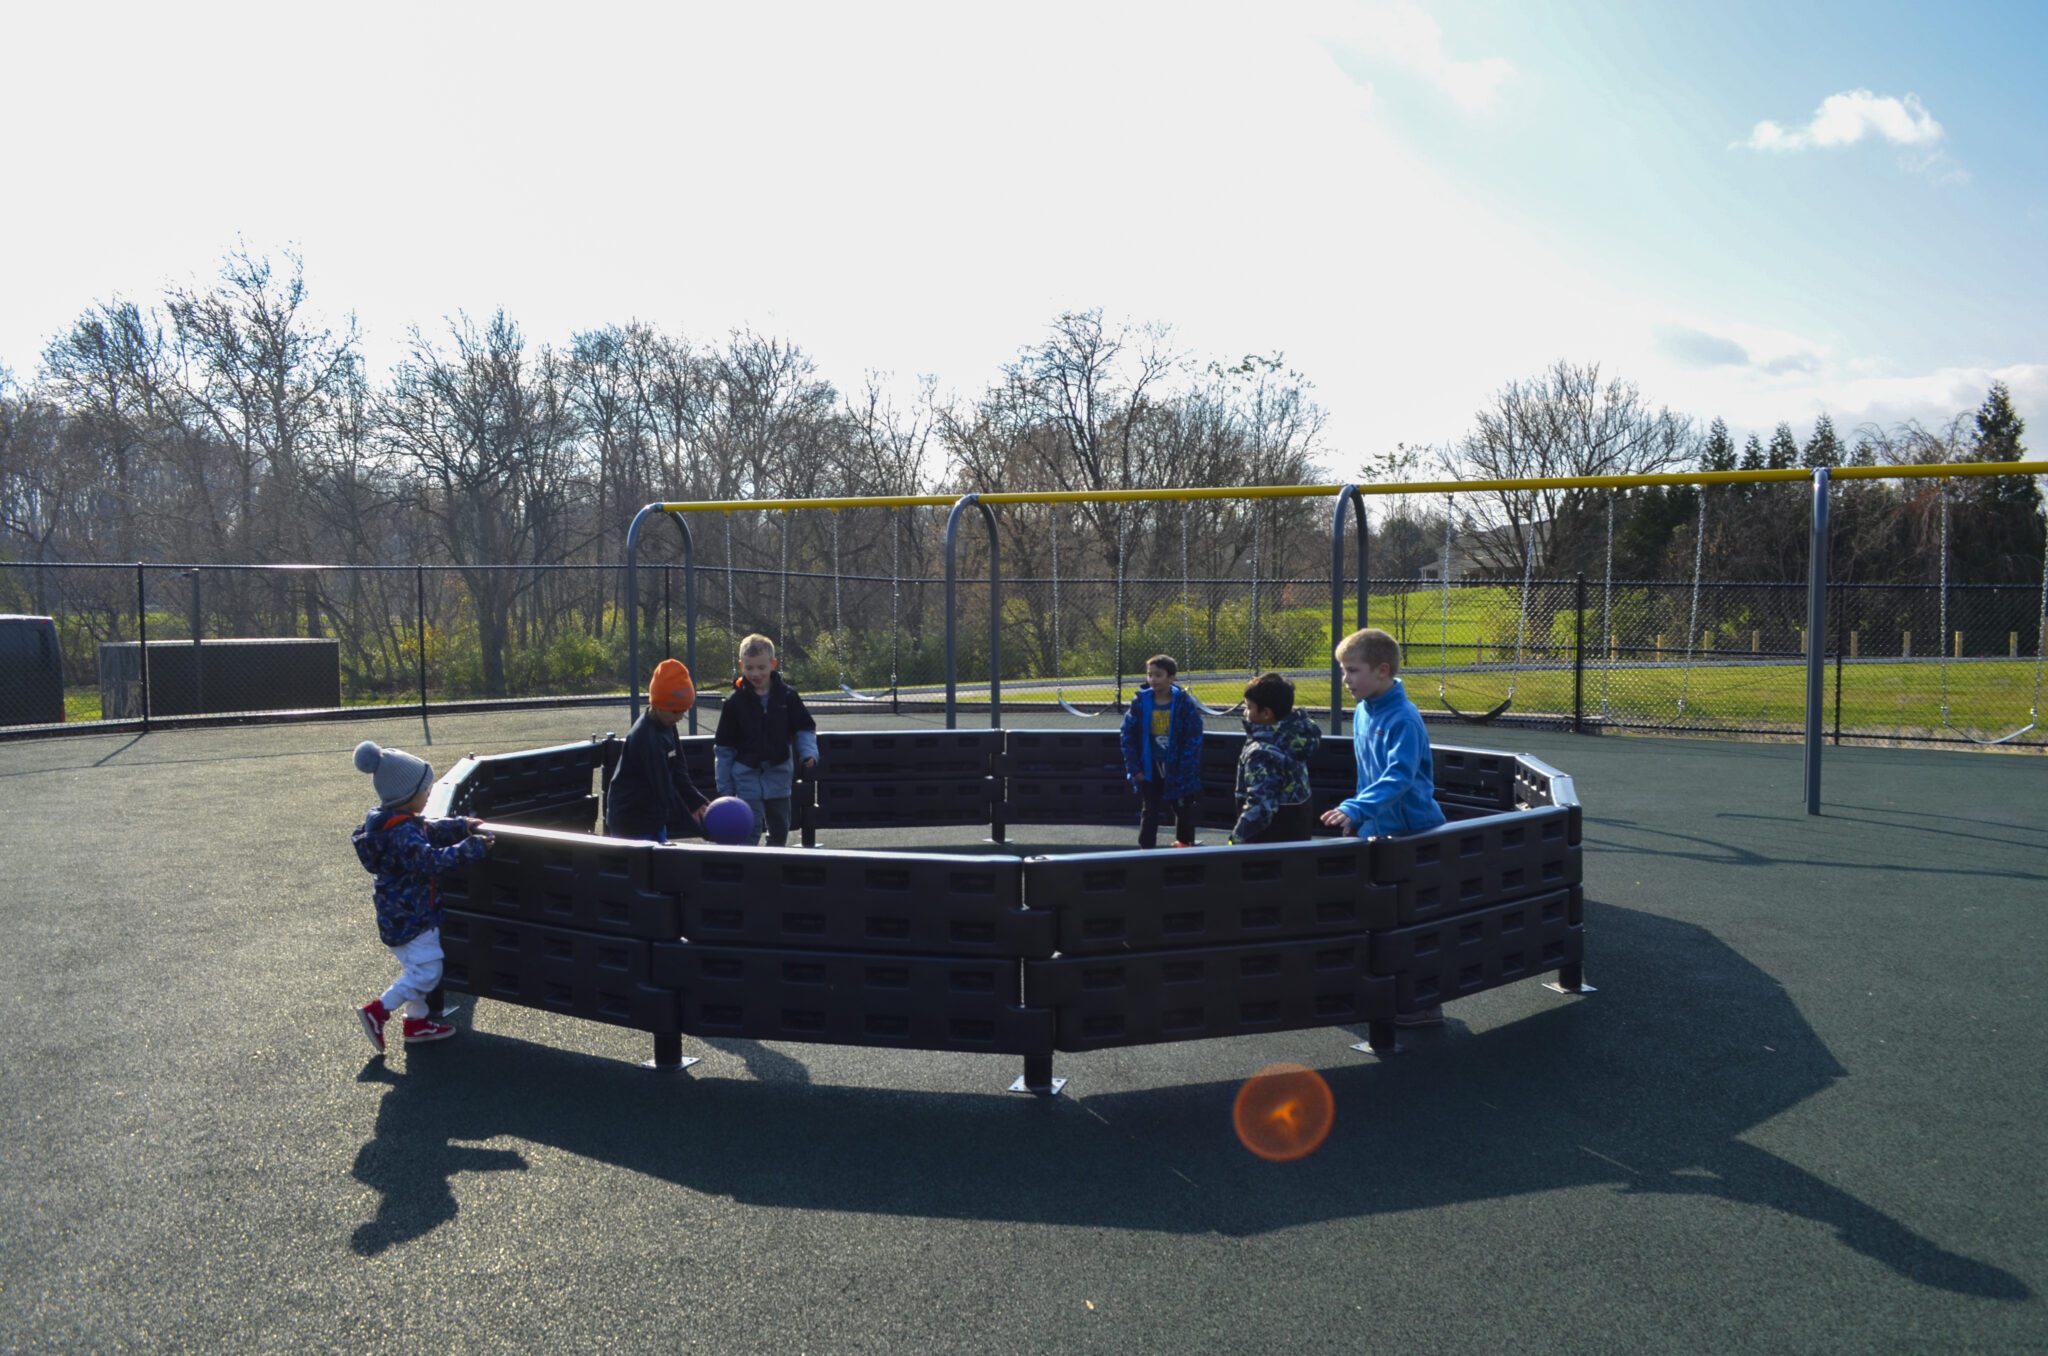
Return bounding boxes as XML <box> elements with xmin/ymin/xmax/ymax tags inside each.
<box><xmin>2</xmin><ymin>710</ymin><xmax>2043</xmax><ymax>1353</ymax></box>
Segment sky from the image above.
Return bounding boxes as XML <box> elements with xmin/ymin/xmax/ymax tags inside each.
<box><xmin>3</xmin><ymin>0</ymin><xmax>2043</xmax><ymax>477</ymax></box>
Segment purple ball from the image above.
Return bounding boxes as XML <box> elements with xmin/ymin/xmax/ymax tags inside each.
<box><xmin>702</xmin><ymin>796</ymin><xmax>756</xmax><ymax>845</ymax></box>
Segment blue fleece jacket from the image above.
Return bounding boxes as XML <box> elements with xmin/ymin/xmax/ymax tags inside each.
<box><xmin>1119</xmin><ymin>683</ymin><xmax>1205</xmax><ymax>802</ymax></box>
<box><xmin>1336</xmin><ymin>677</ymin><xmax>1448</xmax><ymax>838</ymax></box>
<box><xmin>352</xmin><ymin>809</ymin><xmax>490</xmax><ymax>947</ymax></box>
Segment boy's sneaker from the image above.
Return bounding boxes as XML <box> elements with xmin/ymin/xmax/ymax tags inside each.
<box><xmin>402</xmin><ymin>1017</ymin><xmax>458</xmax><ymax>1044</ymax></box>
<box><xmin>355</xmin><ymin>1000</ymin><xmax>389</xmax><ymax>1053</ymax></box>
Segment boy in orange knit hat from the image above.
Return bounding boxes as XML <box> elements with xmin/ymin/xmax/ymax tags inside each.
<box><xmin>604</xmin><ymin>658</ymin><xmax>710</xmax><ymax>840</ymax></box>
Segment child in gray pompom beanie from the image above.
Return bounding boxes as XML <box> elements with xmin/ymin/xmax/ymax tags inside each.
<box><xmin>349</xmin><ymin>741</ymin><xmax>493</xmax><ymax>1052</ymax></box>
<box><xmin>355</xmin><ymin>739</ymin><xmax>434</xmax><ymax>809</ymax></box>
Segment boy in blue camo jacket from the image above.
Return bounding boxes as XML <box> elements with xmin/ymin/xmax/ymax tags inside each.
<box><xmin>350</xmin><ymin>741</ymin><xmax>493</xmax><ymax>1052</ymax></box>
<box><xmin>1229</xmin><ymin>671</ymin><xmax>1320</xmax><ymax>844</ymax></box>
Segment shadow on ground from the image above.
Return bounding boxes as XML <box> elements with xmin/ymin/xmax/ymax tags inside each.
<box><xmin>348</xmin><ymin>898</ymin><xmax>2027</xmax><ymax>1300</ymax></box>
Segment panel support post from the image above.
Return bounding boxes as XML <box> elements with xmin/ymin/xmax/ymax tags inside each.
<box><xmin>644</xmin><ymin>1032</ymin><xmax>698</xmax><ymax>1071</ymax></box>
<box><xmin>1803</xmin><ymin>469</ymin><xmax>1831</xmax><ymax>816</ymax></box>
<box><xmin>1010</xmin><ymin>1052</ymin><xmax>1063</xmax><ymax>1095</ymax></box>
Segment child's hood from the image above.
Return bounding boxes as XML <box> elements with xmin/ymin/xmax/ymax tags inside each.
<box><xmin>352</xmin><ymin>807</ymin><xmax>419</xmax><ymax>865</ymax></box>
<box><xmin>1248</xmin><ymin>708</ymin><xmax>1323</xmax><ymax>761</ymax></box>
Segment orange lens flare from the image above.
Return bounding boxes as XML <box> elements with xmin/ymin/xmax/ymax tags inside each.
<box><xmin>1233</xmin><ymin>1063</ymin><xmax>1334</xmax><ymax>1162</ymax></box>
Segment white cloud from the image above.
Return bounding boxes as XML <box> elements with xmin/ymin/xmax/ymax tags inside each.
<box><xmin>1654</xmin><ymin>325</ymin><xmax>1749</xmax><ymax>369</ymax></box>
<box><xmin>1741</xmin><ymin>89</ymin><xmax>1943</xmax><ymax>152</ymax></box>
<box><xmin>1308</xmin><ymin>0</ymin><xmax>1512</xmax><ymax>111</ymax></box>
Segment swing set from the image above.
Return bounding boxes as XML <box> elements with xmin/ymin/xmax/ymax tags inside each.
<box><xmin>1042</xmin><ymin>499</ymin><xmax>1254</xmax><ymax>719</ymax></box>
<box><xmin>1936</xmin><ymin>479</ymin><xmax>2048</xmax><ymax>746</ymax></box>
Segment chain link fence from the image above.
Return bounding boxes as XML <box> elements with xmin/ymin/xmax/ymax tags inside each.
<box><xmin>3</xmin><ymin>557</ymin><xmax>2043</xmax><ymax>749</ymax></box>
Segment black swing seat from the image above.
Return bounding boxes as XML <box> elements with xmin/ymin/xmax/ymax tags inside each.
<box><xmin>1439</xmin><ymin>694</ymin><xmax>1513</xmax><ymax>724</ymax></box>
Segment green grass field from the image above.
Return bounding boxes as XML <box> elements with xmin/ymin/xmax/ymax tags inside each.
<box><xmin>1006</xmin><ymin>655</ymin><xmax>2045</xmax><ymax>745</ymax></box>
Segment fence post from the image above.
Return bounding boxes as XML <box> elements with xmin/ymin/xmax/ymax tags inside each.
<box><xmin>416</xmin><ymin>565</ymin><xmax>431</xmax><ymax>745</ymax></box>
<box><xmin>136</xmin><ymin>564</ymin><xmax>150</xmax><ymax>734</ymax></box>
<box><xmin>1803</xmin><ymin>469</ymin><xmax>1831</xmax><ymax>816</ymax></box>
<box><xmin>1574</xmin><ymin>572</ymin><xmax>1586</xmax><ymax>734</ymax></box>
<box><xmin>1832</xmin><ymin>583</ymin><xmax>1844</xmax><ymax>746</ymax></box>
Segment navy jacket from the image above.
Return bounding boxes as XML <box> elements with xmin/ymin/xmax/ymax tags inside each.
<box><xmin>605</xmin><ymin>712</ymin><xmax>709</xmax><ymax>840</ymax></box>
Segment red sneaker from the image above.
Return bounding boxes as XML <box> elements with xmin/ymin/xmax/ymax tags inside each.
<box><xmin>356</xmin><ymin>1000</ymin><xmax>389</xmax><ymax>1053</ymax></box>
<box><xmin>402</xmin><ymin>1017</ymin><xmax>458</xmax><ymax>1044</ymax></box>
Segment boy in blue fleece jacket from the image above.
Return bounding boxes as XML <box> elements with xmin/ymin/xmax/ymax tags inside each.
<box><xmin>1320</xmin><ymin>628</ymin><xmax>1448</xmax><ymax>841</ymax></box>
<box><xmin>350</xmin><ymin>741</ymin><xmax>493</xmax><ymax>1052</ymax></box>
<box><xmin>1321</xmin><ymin>628</ymin><xmax>1449</xmax><ymax>1027</ymax></box>
<box><xmin>1119</xmin><ymin>654</ymin><xmax>1205</xmax><ymax>848</ymax></box>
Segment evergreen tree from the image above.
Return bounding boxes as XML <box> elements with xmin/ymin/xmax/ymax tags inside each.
<box><xmin>1766</xmin><ymin>421</ymin><xmax>1799</xmax><ymax>470</ymax></box>
<box><xmin>1801</xmin><ymin>413</ymin><xmax>1842</xmax><ymax>468</ymax></box>
<box><xmin>1700</xmin><ymin>417</ymin><xmax>1735</xmax><ymax>472</ymax></box>
<box><xmin>1738</xmin><ymin>432</ymin><xmax>1764</xmax><ymax>472</ymax></box>
<box><xmin>1956</xmin><ymin>381</ymin><xmax>2044</xmax><ymax>590</ymax></box>
<box><xmin>1971</xmin><ymin>381</ymin><xmax>2025</xmax><ymax>462</ymax></box>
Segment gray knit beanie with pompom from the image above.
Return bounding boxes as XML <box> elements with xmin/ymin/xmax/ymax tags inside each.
<box><xmin>355</xmin><ymin>740</ymin><xmax>434</xmax><ymax>809</ymax></box>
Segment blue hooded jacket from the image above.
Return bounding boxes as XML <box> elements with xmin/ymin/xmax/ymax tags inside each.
<box><xmin>352</xmin><ymin>809</ymin><xmax>490</xmax><ymax>948</ymax></box>
<box><xmin>1119</xmin><ymin>683</ymin><xmax>1206</xmax><ymax>802</ymax></box>
<box><xmin>1336</xmin><ymin>677</ymin><xmax>1448</xmax><ymax>838</ymax></box>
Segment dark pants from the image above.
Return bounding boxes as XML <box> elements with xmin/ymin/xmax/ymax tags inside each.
<box><xmin>1237</xmin><ymin>800</ymin><xmax>1314</xmax><ymax>844</ymax></box>
<box><xmin>749</xmin><ymin>797</ymin><xmax>792</xmax><ymax>847</ymax></box>
<box><xmin>1138</xmin><ymin>779</ymin><xmax>1199</xmax><ymax>848</ymax></box>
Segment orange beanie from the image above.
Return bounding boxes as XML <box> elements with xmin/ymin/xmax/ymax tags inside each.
<box><xmin>648</xmin><ymin>658</ymin><xmax>696</xmax><ymax>712</ymax></box>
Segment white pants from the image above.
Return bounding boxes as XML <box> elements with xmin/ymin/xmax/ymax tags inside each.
<box><xmin>380</xmin><ymin>928</ymin><xmax>443</xmax><ymax>1019</ymax></box>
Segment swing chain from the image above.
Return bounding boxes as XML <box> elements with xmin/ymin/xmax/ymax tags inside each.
<box><xmin>1939</xmin><ymin>479</ymin><xmax>1952</xmax><ymax>723</ymax></box>
<box><xmin>1678</xmin><ymin>490</ymin><xmax>1706</xmax><ymax>715</ymax></box>
<box><xmin>1439</xmin><ymin>497</ymin><xmax>1454</xmax><ymax>696</ymax></box>
<box><xmin>1180</xmin><ymin>500</ymin><xmax>1192</xmax><ymax>664</ymax></box>
<box><xmin>1050</xmin><ymin>507</ymin><xmax>1064</xmax><ymax>687</ymax></box>
<box><xmin>724</xmin><ymin>512</ymin><xmax>738</xmax><ymax>674</ymax></box>
<box><xmin>1600</xmin><ymin>495</ymin><xmax>1615</xmax><ymax>717</ymax></box>
<box><xmin>1115</xmin><ymin>503</ymin><xmax>1127</xmax><ymax>702</ymax></box>
<box><xmin>1512</xmin><ymin>515</ymin><xmax>1534</xmax><ymax>689</ymax></box>
<box><xmin>890</xmin><ymin>508</ymin><xmax>901</xmax><ymax>694</ymax></box>
<box><xmin>830</xmin><ymin>510</ymin><xmax>846</xmax><ymax>688</ymax></box>
<box><xmin>1248</xmin><ymin>499</ymin><xmax>1261</xmax><ymax>674</ymax></box>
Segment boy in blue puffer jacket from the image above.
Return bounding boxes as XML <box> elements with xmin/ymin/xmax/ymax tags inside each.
<box><xmin>1119</xmin><ymin>654</ymin><xmax>1205</xmax><ymax>849</ymax></box>
<box><xmin>350</xmin><ymin>741</ymin><xmax>493</xmax><ymax>1052</ymax></box>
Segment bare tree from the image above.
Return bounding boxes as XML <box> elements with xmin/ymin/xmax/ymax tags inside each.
<box><xmin>1448</xmin><ymin>360</ymin><xmax>1694</xmax><ymax>574</ymax></box>
<box><xmin>380</xmin><ymin>311</ymin><xmax>582</xmax><ymax>695</ymax></box>
<box><xmin>38</xmin><ymin>301</ymin><xmax>191</xmax><ymax>561</ymax></box>
<box><xmin>165</xmin><ymin>246</ymin><xmax>361</xmax><ymax>571</ymax></box>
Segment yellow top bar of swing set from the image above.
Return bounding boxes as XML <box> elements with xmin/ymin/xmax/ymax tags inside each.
<box><xmin>651</xmin><ymin>459</ymin><xmax>2048</xmax><ymax>515</ymax></box>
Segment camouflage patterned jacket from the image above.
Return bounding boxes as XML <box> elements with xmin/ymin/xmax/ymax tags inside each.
<box><xmin>1231</xmin><ymin>708</ymin><xmax>1321</xmax><ymax>842</ymax></box>
<box><xmin>352</xmin><ymin>809</ymin><xmax>489</xmax><ymax>948</ymax></box>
